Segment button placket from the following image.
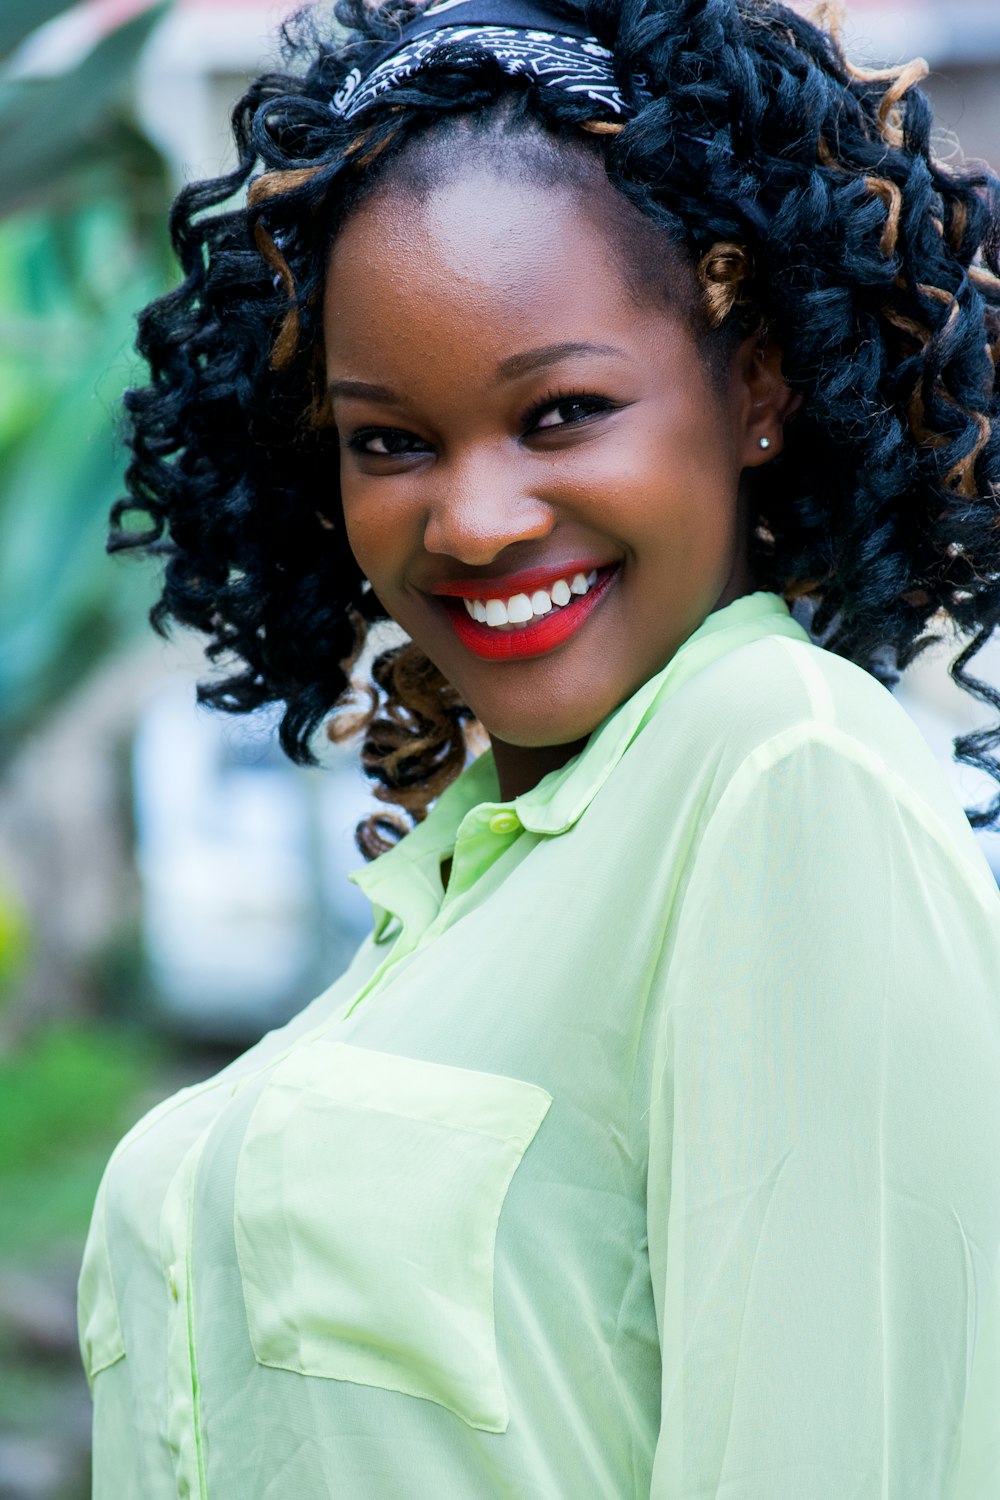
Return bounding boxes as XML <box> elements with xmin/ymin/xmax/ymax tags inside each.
<box><xmin>160</xmin><ymin>1128</ymin><xmax>212</xmax><ymax>1500</ymax></box>
<box><xmin>345</xmin><ymin>802</ymin><xmax>524</xmax><ymax>1018</ymax></box>
<box><xmin>448</xmin><ymin>809</ymin><xmax>512</xmax><ymax>892</ymax></box>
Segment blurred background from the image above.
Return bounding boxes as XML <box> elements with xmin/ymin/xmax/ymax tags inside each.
<box><xmin>0</xmin><ymin>0</ymin><xmax>998</xmax><ymax>1495</ymax></box>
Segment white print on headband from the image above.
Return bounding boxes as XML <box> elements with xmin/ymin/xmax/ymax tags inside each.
<box><xmin>329</xmin><ymin>24</ymin><xmax>628</xmax><ymax>120</ymax></box>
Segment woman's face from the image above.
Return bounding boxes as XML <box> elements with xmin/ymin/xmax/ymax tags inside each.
<box><xmin>323</xmin><ymin>150</ymin><xmax>777</xmax><ymax>754</ymax></box>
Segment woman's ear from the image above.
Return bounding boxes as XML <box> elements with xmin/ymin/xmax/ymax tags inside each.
<box><xmin>732</xmin><ymin>334</ymin><xmax>804</xmax><ymax>467</ymax></box>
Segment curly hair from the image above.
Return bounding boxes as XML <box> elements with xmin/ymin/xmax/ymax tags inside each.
<box><xmin>112</xmin><ymin>0</ymin><xmax>1000</xmax><ymax>858</ymax></box>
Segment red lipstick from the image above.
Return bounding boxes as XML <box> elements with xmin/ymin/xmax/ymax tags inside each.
<box><xmin>438</xmin><ymin>564</ymin><xmax>620</xmax><ymax>661</ymax></box>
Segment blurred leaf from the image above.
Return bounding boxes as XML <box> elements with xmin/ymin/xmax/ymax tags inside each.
<box><xmin>0</xmin><ymin>205</ymin><xmax>168</xmax><ymax>744</ymax></box>
<box><xmin>0</xmin><ymin>886</ymin><xmax>30</xmax><ymax>1005</ymax></box>
<box><xmin>0</xmin><ymin>0</ymin><xmax>76</xmax><ymax>63</ymax></box>
<box><xmin>0</xmin><ymin>2</ymin><xmax>175</xmax><ymax>754</ymax></box>
<box><xmin>0</xmin><ymin>3</ymin><xmax>169</xmax><ymax>217</ymax></box>
<box><xmin>0</xmin><ymin>315</ymin><xmax>157</xmax><ymax>737</ymax></box>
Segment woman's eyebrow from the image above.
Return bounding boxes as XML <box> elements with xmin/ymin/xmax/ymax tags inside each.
<box><xmin>496</xmin><ymin>341</ymin><xmax>623</xmax><ymax>381</ymax></box>
<box><xmin>327</xmin><ymin>343</ymin><xmax>624</xmax><ymax>405</ymax></box>
<box><xmin>327</xmin><ymin>379</ymin><xmax>400</xmax><ymax>404</ymax></box>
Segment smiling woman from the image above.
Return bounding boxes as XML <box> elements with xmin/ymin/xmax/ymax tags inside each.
<box><xmin>84</xmin><ymin>0</ymin><xmax>1000</xmax><ymax>1496</ymax></box>
<box><xmin>322</xmin><ymin>127</ymin><xmax>794</xmax><ymax>784</ymax></box>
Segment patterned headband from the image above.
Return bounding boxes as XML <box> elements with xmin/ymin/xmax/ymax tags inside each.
<box><xmin>327</xmin><ymin>0</ymin><xmax>770</xmax><ymax>232</ymax></box>
<box><xmin>330</xmin><ymin>0</ymin><xmax>630</xmax><ymax>122</ymax></box>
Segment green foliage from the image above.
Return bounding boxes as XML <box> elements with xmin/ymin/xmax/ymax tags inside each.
<box><xmin>0</xmin><ymin>1021</ymin><xmax>163</xmax><ymax>1257</ymax></box>
<box><xmin>0</xmin><ymin>205</ymin><xmax>169</xmax><ymax>747</ymax></box>
<box><xmin>0</xmin><ymin>0</ymin><xmax>77</xmax><ymax>60</ymax></box>
<box><xmin>0</xmin><ymin>5</ymin><xmax>171</xmax><ymax>218</ymax></box>
<box><xmin>0</xmin><ymin>0</ymin><xmax>174</xmax><ymax>753</ymax></box>
<box><xmin>0</xmin><ymin>1021</ymin><xmax>157</xmax><ymax>1170</ymax></box>
<box><xmin>0</xmin><ymin>885</ymin><xmax>30</xmax><ymax>1002</ymax></box>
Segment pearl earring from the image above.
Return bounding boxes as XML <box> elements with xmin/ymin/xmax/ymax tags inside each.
<box><xmin>758</xmin><ymin>436</ymin><xmax>771</xmax><ymax>450</ymax></box>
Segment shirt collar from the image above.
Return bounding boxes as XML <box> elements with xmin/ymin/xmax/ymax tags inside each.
<box><xmin>349</xmin><ymin>591</ymin><xmax>810</xmax><ymax>935</ymax></box>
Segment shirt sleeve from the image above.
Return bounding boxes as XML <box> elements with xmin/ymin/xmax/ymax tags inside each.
<box><xmin>646</xmin><ymin>727</ymin><xmax>1000</xmax><ymax>1499</ymax></box>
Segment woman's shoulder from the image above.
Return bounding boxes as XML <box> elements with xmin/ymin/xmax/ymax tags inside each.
<box><xmin>636</xmin><ymin>628</ymin><xmax>987</xmax><ymax>874</ymax></box>
<box><xmin>680</xmin><ymin>627</ymin><xmax>917</xmax><ymax>748</ymax></box>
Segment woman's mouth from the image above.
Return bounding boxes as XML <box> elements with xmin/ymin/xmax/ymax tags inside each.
<box><xmin>436</xmin><ymin>563</ymin><xmax>621</xmax><ymax>661</ymax></box>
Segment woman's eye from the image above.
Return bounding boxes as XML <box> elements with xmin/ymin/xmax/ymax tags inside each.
<box><xmin>528</xmin><ymin>395</ymin><xmax>615</xmax><ymax>432</ymax></box>
<box><xmin>348</xmin><ymin>429</ymin><xmax>429</xmax><ymax>457</ymax></box>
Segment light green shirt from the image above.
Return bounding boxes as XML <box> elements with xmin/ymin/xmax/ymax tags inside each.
<box><xmin>78</xmin><ymin>591</ymin><xmax>1000</xmax><ymax>1498</ymax></box>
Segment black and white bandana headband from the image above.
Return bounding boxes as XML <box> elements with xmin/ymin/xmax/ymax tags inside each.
<box><xmin>330</xmin><ymin>0</ymin><xmax>630</xmax><ymax>122</ymax></box>
<box><xmin>325</xmin><ymin>0</ymin><xmax>770</xmax><ymax>231</ymax></box>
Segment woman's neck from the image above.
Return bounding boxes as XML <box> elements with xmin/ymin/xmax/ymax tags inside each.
<box><xmin>488</xmin><ymin>733</ymin><xmax>591</xmax><ymax>803</ymax></box>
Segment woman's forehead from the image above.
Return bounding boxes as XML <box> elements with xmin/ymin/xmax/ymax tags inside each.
<box><xmin>335</xmin><ymin>167</ymin><xmax>610</xmax><ymax>276</ymax></box>
<box><xmin>325</xmin><ymin>141</ymin><xmax>691</xmax><ymax>333</ymax></box>
<box><xmin>321</xmin><ymin>169</ymin><xmax>700</xmax><ymax>402</ymax></box>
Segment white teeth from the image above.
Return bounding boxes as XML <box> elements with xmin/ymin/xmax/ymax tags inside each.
<box><xmin>506</xmin><ymin>592</ymin><xmax>534</xmax><ymax>623</ymax></box>
<box><xmin>460</xmin><ymin>567</ymin><xmax>608</xmax><ymax>630</ymax></box>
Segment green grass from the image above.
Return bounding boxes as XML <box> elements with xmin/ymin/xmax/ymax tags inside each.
<box><xmin>0</xmin><ymin>1021</ymin><xmax>163</xmax><ymax>1260</ymax></box>
<box><xmin>0</xmin><ymin>1021</ymin><xmax>170</xmax><ymax>1497</ymax></box>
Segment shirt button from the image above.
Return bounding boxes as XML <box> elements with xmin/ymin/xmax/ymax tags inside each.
<box><xmin>488</xmin><ymin>811</ymin><xmax>520</xmax><ymax>835</ymax></box>
<box><xmin>167</xmin><ymin>1264</ymin><xmax>180</xmax><ymax>1302</ymax></box>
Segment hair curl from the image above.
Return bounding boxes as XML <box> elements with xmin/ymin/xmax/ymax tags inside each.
<box><xmin>112</xmin><ymin>0</ymin><xmax>1000</xmax><ymax>857</ymax></box>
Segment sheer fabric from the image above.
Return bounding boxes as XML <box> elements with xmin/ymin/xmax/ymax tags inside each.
<box><xmin>79</xmin><ymin>592</ymin><xmax>1000</xmax><ymax>1498</ymax></box>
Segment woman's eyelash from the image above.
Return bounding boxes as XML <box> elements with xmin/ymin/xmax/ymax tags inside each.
<box><xmin>344</xmin><ymin>391</ymin><xmax>617</xmax><ymax>454</ymax></box>
<box><xmin>345</xmin><ymin>428</ymin><xmax>428</xmax><ymax>456</ymax></box>
<box><xmin>522</xmin><ymin>389</ymin><xmax>618</xmax><ymax>429</ymax></box>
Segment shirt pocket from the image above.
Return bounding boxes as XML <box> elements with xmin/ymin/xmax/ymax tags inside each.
<box><xmin>234</xmin><ymin>1039</ymin><xmax>552</xmax><ymax>1433</ymax></box>
<box><xmin>77</xmin><ymin>1179</ymin><xmax>126</xmax><ymax>1389</ymax></box>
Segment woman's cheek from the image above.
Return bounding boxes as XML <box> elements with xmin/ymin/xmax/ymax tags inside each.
<box><xmin>340</xmin><ymin>488</ymin><xmax>389</xmax><ymax>573</ymax></box>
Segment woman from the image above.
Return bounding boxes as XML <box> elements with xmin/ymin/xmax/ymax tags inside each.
<box><xmin>80</xmin><ymin>0</ymin><xmax>1000</xmax><ymax>1494</ymax></box>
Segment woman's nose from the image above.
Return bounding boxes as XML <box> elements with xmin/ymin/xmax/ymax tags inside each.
<box><xmin>421</xmin><ymin>451</ymin><xmax>554</xmax><ymax>565</ymax></box>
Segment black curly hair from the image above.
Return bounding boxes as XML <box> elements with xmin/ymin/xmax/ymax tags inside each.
<box><xmin>112</xmin><ymin>0</ymin><xmax>1000</xmax><ymax>857</ymax></box>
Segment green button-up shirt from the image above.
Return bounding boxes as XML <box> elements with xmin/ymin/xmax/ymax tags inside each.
<box><xmin>79</xmin><ymin>591</ymin><xmax>1000</xmax><ymax>1498</ymax></box>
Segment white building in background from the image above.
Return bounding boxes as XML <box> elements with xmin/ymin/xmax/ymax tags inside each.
<box><xmin>134</xmin><ymin>0</ymin><xmax>296</xmax><ymax>186</ymax></box>
<box><xmin>131</xmin><ymin>673</ymin><xmax>375</xmax><ymax>1039</ymax></box>
<box><xmin>827</xmin><ymin>0</ymin><xmax>1000</xmax><ymax>168</ymax></box>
